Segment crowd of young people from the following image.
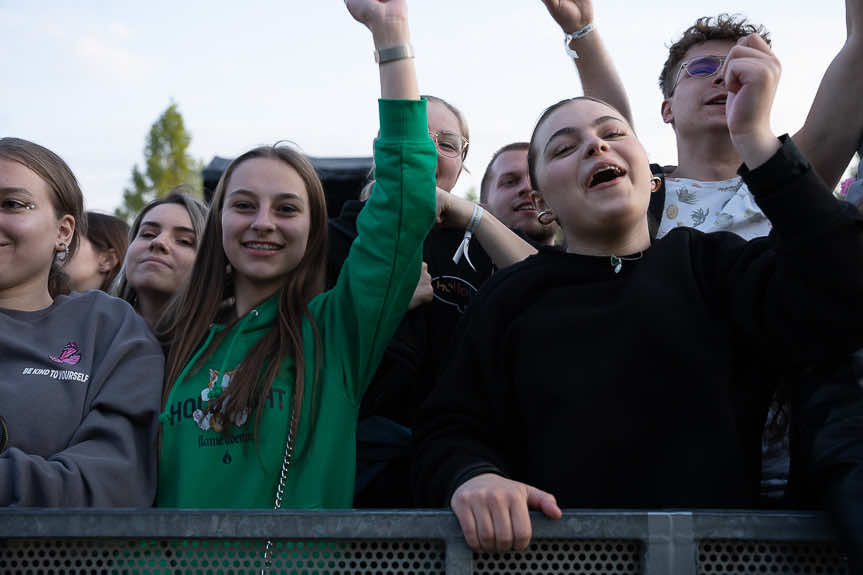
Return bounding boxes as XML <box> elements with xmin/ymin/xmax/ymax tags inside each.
<box><xmin>1</xmin><ymin>0</ymin><xmax>861</xmax><ymax>567</ymax></box>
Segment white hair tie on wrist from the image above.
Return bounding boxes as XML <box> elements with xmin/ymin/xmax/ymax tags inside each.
<box><xmin>452</xmin><ymin>204</ymin><xmax>483</xmax><ymax>271</ymax></box>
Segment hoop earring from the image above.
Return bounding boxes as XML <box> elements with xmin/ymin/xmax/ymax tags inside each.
<box><xmin>650</xmin><ymin>176</ymin><xmax>662</xmax><ymax>193</ymax></box>
<box><xmin>56</xmin><ymin>242</ymin><xmax>70</xmax><ymax>264</ymax></box>
<box><xmin>537</xmin><ymin>209</ymin><xmax>557</xmax><ymax>226</ymax></box>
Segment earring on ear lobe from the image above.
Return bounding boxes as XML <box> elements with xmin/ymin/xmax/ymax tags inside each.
<box><xmin>55</xmin><ymin>242</ymin><xmax>70</xmax><ymax>264</ymax></box>
<box><xmin>537</xmin><ymin>209</ymin><xmax>557</xmax><ymax>226</ymax></box>
<box><xmin>650</xmin><ymin>176</ymin><xmax>662</xmax><ymax>192</ymax></box>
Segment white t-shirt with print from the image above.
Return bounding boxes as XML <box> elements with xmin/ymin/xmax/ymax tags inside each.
<box><xmin>656</xmin><ymin>176</ymin><xmax>772</xmax><ymax>240</ymax></box>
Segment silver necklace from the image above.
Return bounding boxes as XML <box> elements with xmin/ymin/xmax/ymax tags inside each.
<box><xmin>610</xmin><ymin>252</ymin><xmax>643</xmax><ymax>274</ymax></box>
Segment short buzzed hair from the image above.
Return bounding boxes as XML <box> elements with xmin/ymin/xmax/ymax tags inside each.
<box><xmin>480</xmin><ymin>142</ymin><xmax>530</xmax><ymax>204</ymax></box>
<box><xmin>659</xmin><ymin>14</ymin><xmax>771</xmax><ymax>98</ymax></box>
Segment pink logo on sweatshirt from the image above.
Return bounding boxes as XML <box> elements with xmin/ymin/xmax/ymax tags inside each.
<box><xmin>49</xmin><ymin>341</ymin><xmax>82</xmax><ymax>366</ymax></box>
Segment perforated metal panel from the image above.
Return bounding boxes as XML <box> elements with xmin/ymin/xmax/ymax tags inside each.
<box><xmin>474</xmin><ymin>539</ymin><xmax>641</xmax><ymax>574</ymax></box>
<box><xmin>698</xmin><ymin>539</ymin><xmax>848</xmax><ymax>574</ymax></box>
<box><xmin>0</xmin><ymin>538</ymin><xmax>445</xmax><ymax>575</ymax></box>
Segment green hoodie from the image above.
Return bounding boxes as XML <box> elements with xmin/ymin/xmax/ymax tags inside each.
<box><xmin>157</xmin><ymin>99</ymin><xmax>436</xmax><ymax>509</ymax></box>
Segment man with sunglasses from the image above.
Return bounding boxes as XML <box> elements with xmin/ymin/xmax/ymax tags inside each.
<box><xmin>542</xmin><ymin>0</ymin><xmax>862</xmax><ymax>237</ymax></box>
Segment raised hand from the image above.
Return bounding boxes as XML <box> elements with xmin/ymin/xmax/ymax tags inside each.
<box><xmin>724</xmin><ymin>34</ymin><xmax>782</xmax><ymax>169</ymax></box>
<box><xmin>345</xmin><ymin>0</ymin><xmax>416</xmax><ymax>99</ymax></box>
<box><xmin>345</xmin><ymin>0</ymin><xmax>409</xmax><ymax>46</ymax></box>
<box><xmin>541</xmin><ymin>0</ymin><xmax>593</xmax><ymax>33</ymax></box>
<box><xmin>451</xmin><ymin>473</ymin><xmax>562</xmax><ymax>552</ymax></box>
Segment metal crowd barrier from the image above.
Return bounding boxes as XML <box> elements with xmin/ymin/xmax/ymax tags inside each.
<box><xmin>0</xmin><ymin>509</ymin><xmax>848</xmax><ymax>574</ymax></box>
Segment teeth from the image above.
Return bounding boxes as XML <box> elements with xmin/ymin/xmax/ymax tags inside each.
<box><xmin>589</xmin><ymin>165</ymin><xmax>623</xmax><ymax>187</ymax></box>
<box><xmin>244</xmin><ymin>243</ymin><xmax>280</xmax><ymax>250</ymax></box>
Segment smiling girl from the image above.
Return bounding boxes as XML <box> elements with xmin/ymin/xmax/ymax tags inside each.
<box><xmin>0</xmin><ymin>138</ymin><xmax>163</xmax><ymax>506</ymax></box>
<box><xmin>155</xmin><ymin>0</ymin><xmax>437</xmax><ymax>509</ymax></box>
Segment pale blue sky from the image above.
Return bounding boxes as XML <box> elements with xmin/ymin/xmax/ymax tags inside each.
<box><xmin>0</xmin><ymin>1</ymin><xmax>848</xmax><ymax>212</ymax></box>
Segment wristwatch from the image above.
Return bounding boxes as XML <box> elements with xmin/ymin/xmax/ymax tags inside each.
<box><xmin>374</xmin><ymin>44</ymin><xmax>414</xmax><ymax>64</ymax></box>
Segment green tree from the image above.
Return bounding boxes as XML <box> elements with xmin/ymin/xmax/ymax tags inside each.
<box><xmin>463</xmin><ymin>185</ymin><xmax>479</xmax><ymax>203</ymax></box>
<box><xmin>116</xmin><ymin>102</ymin><xmax>203</xmax><ymax>221</ymax></box>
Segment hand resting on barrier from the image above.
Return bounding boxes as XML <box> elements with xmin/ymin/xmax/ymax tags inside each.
<box><xmin>450</xmin><ymin>473</ymin><xmax>562</xmax><ymax>552</ymax></box>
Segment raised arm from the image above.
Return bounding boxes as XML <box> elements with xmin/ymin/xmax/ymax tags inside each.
<box><xmin>541</xmin><ymin>0</ymin><xmax>633</xmax><ymax>125</ymax></box>
<box><xmin>332</xmin><ymin>0</ymin><xmax>436</xmax><ymax>399</ymax></box>
<box><xmin>792</xmin><ymin>0</ymin><xmax>863</xmax><ymax>190</ymax></box>
<box><xmin>711</xmin><ymin>35</ymin><xmax>863</xmax><ymax>354</ymax></box>
<box><xmin>347</xmin><ymin>0</ymin><xmax>419</xmax><ymax>100</ymax></box>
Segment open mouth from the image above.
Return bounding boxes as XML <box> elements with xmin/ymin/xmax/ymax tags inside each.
<box><xmin>705</xmin><ymin>95</ymin><xmax>727</xmax><ymax>106</ymax></box>
<box><xmin>513</xmin><ymin>202</ymin><xmax>536</xmax><ymax>213</ymax></box>
<box><xmin>242</xmin><ymin>241</ymin><xmax>283</xmax><ymax>252</ymax></box>
<box><xmin>586</xmin><ymin>164</ymin><xmax>627</xmax><ymax>189</ymax></box>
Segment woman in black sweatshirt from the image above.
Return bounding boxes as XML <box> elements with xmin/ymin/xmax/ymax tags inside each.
<box><xmin>413</xmin><ymin>33</ymin><xmax>863</xmax><ymax>557</ymax></box>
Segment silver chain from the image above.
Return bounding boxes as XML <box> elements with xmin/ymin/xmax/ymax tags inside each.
<box><xmin>260</xmin><ymin>403</ymin><xmax>298</xmax><ymax>574</ymax></box>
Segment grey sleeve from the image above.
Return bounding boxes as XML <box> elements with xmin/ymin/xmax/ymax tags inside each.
<box><xmin>0</xmin><ymin>308</ymin><xmax>163</xmax><ymax>507</ymax></box>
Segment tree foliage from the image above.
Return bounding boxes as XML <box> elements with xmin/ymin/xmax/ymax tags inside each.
<box><xmin>463</xmin><ymin>185</ymin><xmax>479</xmax><ymax>203</ymax></box>
<box><xmin>116</xmin><ymin>102</ymin><xmax>202</xmax><ymax>221</ymax></box>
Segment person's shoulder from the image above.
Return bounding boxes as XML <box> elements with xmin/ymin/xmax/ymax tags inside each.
<box><xmin>651</xmin><ymin>163</ymin><xmax>676</xmax><ymax>176</ymax></box>
<box><xmin>474</xmin><ymin>248</ymin><xmax>567</xmax><ymax>303</ymax></box>
<box><xmin>60</xmin><ymin>290</ymin><xmax>136</xmax><ymax>314</ymax></box>
<box><xmin>658</xmin><ymin>225</ymin><xmax>746</xmax><ymax>247</ymax></box>
<box><xmin>59</xmin><ymin>291</ymin><xmax>153</xmax><ymax>336</ymax></box>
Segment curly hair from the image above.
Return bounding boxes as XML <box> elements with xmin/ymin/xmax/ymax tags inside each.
<box><xmin>659</xmin><ymin>14</ymin><xmax>771</xmax><ymax>98</ymax></box>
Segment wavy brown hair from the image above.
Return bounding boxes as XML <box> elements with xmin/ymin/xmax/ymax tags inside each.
<box><xmin>0</xmin><ymin>137</ymin><xmax>85</xmax><ymax>298</ymax></box>
<box><xmin>160</xmin><ymin>146</ymin><xmax>328</xmax><ymax>450</ymax></box>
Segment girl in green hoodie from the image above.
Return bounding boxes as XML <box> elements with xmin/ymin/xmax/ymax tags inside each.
<box><xmin>156</xmin><ymin>0</ymin><xmax>437</xmax><ymax>509</ymax></box>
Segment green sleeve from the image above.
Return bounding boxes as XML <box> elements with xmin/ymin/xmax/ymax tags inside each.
<box><xmin>317</xmin><ymin>98</ymin><xmax>436</xmax><ymax>404</ymax></box>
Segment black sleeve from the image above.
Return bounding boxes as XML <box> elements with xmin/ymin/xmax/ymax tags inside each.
<box><xmin>794</xmin><ymin>350</ymin><xmax>863</xmax><ymax>569</ymax></box>
<box><xmin>695</xmin><ymin>136</ymin><xmax>863</xmax><ymax>363</ymax></box>
<box><xmin>412</xmin><ymin>277</ymin><xmax>518</xmax><ymax>508</ymax></box>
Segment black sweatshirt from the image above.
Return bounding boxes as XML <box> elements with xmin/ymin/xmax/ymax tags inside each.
<box><xmin>328</xmin><ymin>199</ymin><xmax>494</xmax><ymax>507</ymax></box>
<box><xmin>413</xmin><ymin>137</ymin><xmax>863</xmax><ymax>510</ymax></box>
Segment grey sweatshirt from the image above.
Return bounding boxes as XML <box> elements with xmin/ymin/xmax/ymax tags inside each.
<box><xmin>0</xmin><ymin>290</ymin><xmax>163</xmax><ymax>506</ymax></box>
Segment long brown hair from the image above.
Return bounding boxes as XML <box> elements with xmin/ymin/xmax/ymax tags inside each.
<box><xmin>0</xmin><ymin>137</ymin><xmax>85</xmax><ymax>298</ymax></box>
<box><xmin>161</xmin><ymin>145</ymin><xmax>328</xmax><ymax>448</ymax></box>
<box><xmin>84</xmin><ymin>212</ymin><xmax>130</xmax><ymax>292</ymax></box>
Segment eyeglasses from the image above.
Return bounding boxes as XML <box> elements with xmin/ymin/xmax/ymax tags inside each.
<box><xmin>429</xmin><ymin>131</ymin><xmax>469</xmax><ymax>159</ymax></box>
<box><xmin>670</xmin><ymin>55</ymin><xmax>727</xmax><ymax>93</ymax></box>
